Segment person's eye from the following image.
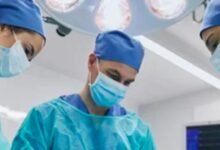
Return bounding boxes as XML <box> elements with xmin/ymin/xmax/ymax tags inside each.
<box><xmin>211</xmin><ymin>42</ymin><xmax>219</xmax><ymax>52</ymax></box>
<box><xmin>109</xmin><ymin>73</ymin><xmax>121</xmax><ymax>82</ymax></box>
<box><xmin>24</xmin><ymin>48</ymin><xmax>34</xmax><ymax>61</ymax></box>
<box><xmin>206</xmin><ymin>36</ymin><xmax>219</xmax><ymax>53</ymax></box>
<box><xmin>207</xmin><ymin>42</ymin><xmax>218</xmax><ymax>54</ymax></box>
<box><xmin>124</xmin><ymin>81</ymin><xmax>132</xmax><ymax>86</ymax></box>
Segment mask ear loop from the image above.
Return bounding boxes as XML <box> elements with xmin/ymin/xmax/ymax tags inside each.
<box><xmin>89</xmin><ymin>58</ymin><xmax>100</xmax><ymax>86</ymax></box>
<box><xmin>12</xmin><ymin>30</ymin><xmax>18</xmax><ymax>41</ymax></box>
<box><xmin>88</xmin><ymin>71</ymin><xmax>92</xmax><ymax>86</ymax></box>
<box><xmin>96</xmin><ymin>59</ymin><xmax>101</xmax><ymax>72</ymax></box>
<box><xmin>8</xmin><ymin>30</ymin><xmax>20</xmax><ymax>52</ymax></box>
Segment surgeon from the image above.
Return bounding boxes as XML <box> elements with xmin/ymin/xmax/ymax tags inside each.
<box><xmin>11</xmin><ymin>31</ymin><xmax>156</xmax><ymax>150</ymax></box>
<box><xmin>0</xmin><ymin>0</ymin><xmax>45</xmax><ymax>78</ymax></box>
<box><xmin>200</xmin><ymin>0</ymin><xmax>220</xmax><ymax>72</ymax></box>
<box><xmin>0</xmin><ymin>0</ymin><xmax>45</xmax><ymax>149</ymax></box>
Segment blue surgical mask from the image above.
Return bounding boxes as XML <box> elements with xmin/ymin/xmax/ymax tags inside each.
<box><xmin>89</xmin><ymin>62</ymin><xmax>128</xmax><ymax>107</ymax></box>
<box><xmin>210</xmin><ymin>43</ymin><xmax>220</xmax><ymax>72</ymax></box>
<box><xmin>0</xmin><ymin>36</ymin><xmax>30</xmax><ymax>77</ymax></box>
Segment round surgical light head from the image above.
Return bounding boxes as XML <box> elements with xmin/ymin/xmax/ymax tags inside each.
<box><xmin>147</xmin><ymin>0</ymin><xmax>187</xmax><ymax>19</ymax></box>
<box><xmin>36</xmin><ymin>0</ymin><xmax>202</xmax><ymax>35</ymax></box>
<box><xmin>46</xmin><ymin>0</ymin><xmax>79</xmax><ymax>13</ymax></box>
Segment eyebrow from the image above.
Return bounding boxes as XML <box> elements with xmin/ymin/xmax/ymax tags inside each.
<box><xmin>29</xmin><ymin>44</ymin><xmax>35</xmax><ymax>56</ymax></box>
<box><xmin>205</xmin><ymin>34</ymin><xmax>213</xmax><ymax>45</ymax></box>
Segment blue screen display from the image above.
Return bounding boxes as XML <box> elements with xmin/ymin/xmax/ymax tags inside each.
<box><xmin>187</xmin><ymin>129</ymin><xmax>199</xmax><ymax>150</ymax></box>
<box><xmin>187</xmin><ymin>124</ymin><xmax>220</xmax><ymax>150</ymax></box>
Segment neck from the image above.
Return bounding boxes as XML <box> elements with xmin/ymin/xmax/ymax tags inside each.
<box><xmin>80</xmin><ymin>84</ymin><xmax>108</xmax><ymax>116</ymax></box>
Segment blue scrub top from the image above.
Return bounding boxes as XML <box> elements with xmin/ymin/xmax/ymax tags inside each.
<box><xmin>60</xmin><ymin>94</ymin><xmax>127</xmax><ymax>116</ymax></box>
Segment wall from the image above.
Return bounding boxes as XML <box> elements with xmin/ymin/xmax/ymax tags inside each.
<box><xmin>139</xmin><ymin>88</ymin><xmax>220</xmax><ymax>150</ymax></box>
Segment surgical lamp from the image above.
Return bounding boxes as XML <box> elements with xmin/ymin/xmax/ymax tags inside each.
<box><xmin>36</xmin><ymin>0</ymin><xmax>205</xmax><ymax>36</ymax></box>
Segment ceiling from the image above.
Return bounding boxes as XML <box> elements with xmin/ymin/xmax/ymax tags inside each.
<box><xmin>32</xmin><ymin>13</ymin><xmax>220</xmax><ymax>107</ymax></box>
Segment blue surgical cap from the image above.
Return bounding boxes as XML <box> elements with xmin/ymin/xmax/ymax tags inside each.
<box><xmin>94</xmin><ymin>31</ymin><xmax>144</xmax><ymax>72</ymax></box>
<box><xmin>200</xmin><ymin>0</ymin><xmax>220</xmax><ymax>37</ymax></box>
<box><xmin>0</xmin><ymin>0</ymin><xmax>45</xmax><ymax>39</ymax></box>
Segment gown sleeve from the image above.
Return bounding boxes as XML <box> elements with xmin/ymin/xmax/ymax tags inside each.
<box><xmin>0</xmin><ymin>122</ymin><xmax>10</xmax><ymax>150</ymax></box>
<box><xmin>11</xmin><ymin>107</ymin><xmax>51</xmax><ymax>150</ymax></box>
<box><xmin>141</xmin><ymin>127</ymin><xmax>157</xmax><ymax>150</ymax></box>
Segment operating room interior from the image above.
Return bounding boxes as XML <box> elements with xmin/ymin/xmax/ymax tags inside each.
<box><xmin>0</xmin><ymin>0</ymin><xmax>220</xmax><ymax>150</ymax></box>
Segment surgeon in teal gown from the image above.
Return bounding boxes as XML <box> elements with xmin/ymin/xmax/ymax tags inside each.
<box><xmin>11</xmin><ymin>31</ymin><xmax>156</xmax><ymax>150</ymax></box>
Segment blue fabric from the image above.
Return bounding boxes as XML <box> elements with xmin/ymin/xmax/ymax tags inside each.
<box><xmin>200</xmin><ymin>0</ymin><xmax>220</xmax><ymax>36</ymax></box>
<box><xmin>11</xmin><ymin>98</ymin><xmax>156</xmax><ymax>150</ymax></box>
<box><xmin>95</xmin><ymin>31</ymin><xmax>144</xmax><ymax>72</ymax></box>
<box><xmin>60</xmin><ymin>94</ymin><xmax>127</xmax><ymax>116</ymax></box>
<box><xmin>0</xmin><ymin>0</ymin><xmax>45</xmax><ymax>39</ymax></box>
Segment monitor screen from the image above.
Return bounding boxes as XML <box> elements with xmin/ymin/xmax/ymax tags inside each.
<box><xmin>187</xmin><ymin>124</ymin><xmax>220</xmax><ymax>150</ymax></box>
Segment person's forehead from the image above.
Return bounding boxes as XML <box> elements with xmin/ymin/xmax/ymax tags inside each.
<box><xmin>34</xmin><ymin>34</ymin><xmax>45</xmax><ymax>50</ymax></box>
<box><xmin>202</xmin><ymin>26</ymin><xmax>220</xmax><ymax>40</ymax></box>
<box><xmin>20</xmin><ymin>33</ymin><xmax>44</xmax><ymax>59</ymax></box>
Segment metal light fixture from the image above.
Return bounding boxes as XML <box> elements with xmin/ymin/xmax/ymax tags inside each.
<box><xmin>36</xmin><ymin>0</ymin><xmax>204</xmax><ymax>36</ymax></box>
<box><xmin>43</xmin><ymin>16</ymin><xmax>72</xmax><ymax>36</ymax></box>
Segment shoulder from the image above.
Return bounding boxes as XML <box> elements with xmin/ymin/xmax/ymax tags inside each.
<box><xmin>133</xmin><ymin>115</ymin><xmax>156</xmax><ymax>148</ymax></box>
<box><xmin>137</xmin><ymin>116</ymin><xmax>152</xmax><ymax>131</ymax></box>
<box><xmin>28</xmin><ymin>98</ymin><xmax>65</xmax><ymax>119</ymax></box>
<box><xmin>129</xmin><ymin>114</ymin><xmax>154</xmax><ymax>138</ymax></box>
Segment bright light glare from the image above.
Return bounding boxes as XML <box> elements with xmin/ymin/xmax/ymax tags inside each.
<box><xmin>95</xmin><ymin>0</ymin><xmax>131</xmax><ymax>31</ymax></box>
<box><xmin>135</xmin><ymin>36</ymin><xmax>220</xmax><ymax>90</ymax></box>
<box><xmin>0</xmin><ymin>105</ymin><xmax>27</xmax><ymax>122</ymax></box>
<box><xmin>46</xmin><ymin>0</ymin><xmax>79</xmax><ymax>12</ymax></box>
<box><xmin>147</xmin><ymin>0</ymin><xmax>186</xmax><ymax>19</ymax></box>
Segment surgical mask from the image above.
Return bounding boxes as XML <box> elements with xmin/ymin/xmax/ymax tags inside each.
<box><xmin>0</xmin><ymin>32</ymin><xmax>30</xmax><ymax>77</ymax></box>
<box><xmin>210</xmin><ymin>43</ymin><xmax>220</xmax><ymax>72</ymax></box>
<box><xmin>89</xmin><ymin>61</ymin><xmax>128</xmax><ymax>107</ymax></box>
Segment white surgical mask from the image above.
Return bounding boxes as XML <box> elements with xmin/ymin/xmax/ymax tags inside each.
<box><xmin>89</xmin><ymin>61</ymin><xmax>127</xmax><ymax>107</ymax></box>
<box><xmin>210</xmin><ymin>43</ymin><xmax>220</xmax><ymax>72</ymax></box>
<box><xmin>0</xmin><ymin>32</ymin><xmax>30</xmax><ymax>77</ymax></box>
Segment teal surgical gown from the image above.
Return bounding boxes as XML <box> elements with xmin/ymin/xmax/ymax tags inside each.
<box><xmin>0</xmin><ymin>121</ymin><xmax>10</xmax><ymax>150</ymax></box>
<box><xmin>11</xmin><ymin>98</ymin><xmax>156</xmax><ymax>150</ymax></box>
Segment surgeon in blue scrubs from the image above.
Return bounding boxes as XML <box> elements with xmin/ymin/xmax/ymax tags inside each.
<box><xmin>12</xmin><ymin>31</ymin><xmax>156</xmax><ymax>150</ymax></box>
<box><xmin>0</xmin><ymin>0</ymin><xmax>45</xmax><ymax>149</ymax></box>
<box><xmin>200</xmin><ymin>0</ymin><xmax>220</xmax><ymax>72</ymax></box>
<box><xmin>0</xmin><ymin>0</ymin><xmax>45</xmax><ymax>78</ymax></box>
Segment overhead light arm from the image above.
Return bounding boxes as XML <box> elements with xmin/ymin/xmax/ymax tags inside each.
<box><xmin>192</xmin><ymin>0</ymin><xmax>210</xmax><ymax>23</ymax></box>
<box><xmin>43</xmin><ymin>16</ymin><xmax>72</xmax><ymax>37</ymax></box>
